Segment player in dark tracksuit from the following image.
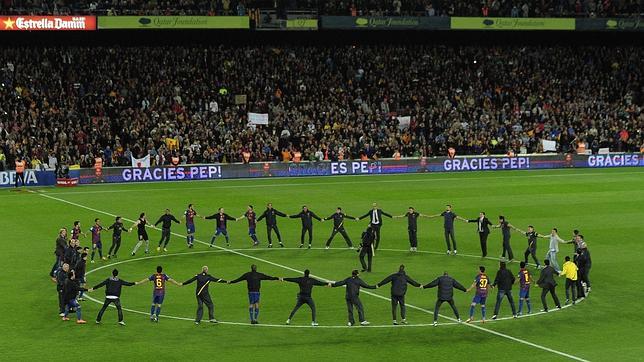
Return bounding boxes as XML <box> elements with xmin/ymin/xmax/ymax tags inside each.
<box><xmin>429</xmin><ymin>205</ymin><xmax>462</xmax><ymax>255</ymax></box>
<box><xmin>358</xmin><ymin>226</ymin><xmax>375</xmax><ymax>272</ymax></box>
<box><xmin>91</xmin><ymin>269</ymin><xmax>136</xmax><ymax>325</ymax></box>
<box><xmin>394</xmin><ymin>207</ymin><xmax>430</xmax><ymax>251</ymax></box>
<box><xmin>204</xmin><ymin>208</ymin><xmax>236</xmax><ymax>247</ymax></box>
<box><xmin>228</xmin><ymin>264</ymin><xmax>279</xmax><ymax>324</ymax></box>
<box><xmin>358</xmin><ymin>203</ymin><xmax>392</xmax><ymax>250</ymax></box>
<box><xmin>377</xmin><ymin>265</ymin><xmax>421</xmax><ymax>324</ymax></box>
<box><xmin>257</xmin><ymin>203</ymin><xmax>287</xmax><ymax>248</ymax></box>
<box><xmin>182</xmin><ymin>266</ymin><xmax>227</xmax><ymax>324</ymax></box>
<box><xmin>323</xmin><ymin>207</ymin><xmax>356</xmax><ymax>249</ymax></box>
<box><xmin>107</xmin><ymin>216</ymin><xmax>129</xmax><ymax>259</ymax></box>
<box><xmin>54</xmin><ymin>263</ymin><xmax>71</xmax><ymax>315</ymax></box>
<box><xmin>494</xmin><ymin>216</ymin><xmax>515</xmax><ymax>261</ymax></box>
<box><xmin>154</xmin><ymin>209</ymin><xmax>181</xmax><ymax>251</ymax></box>
<box><xmin>284</xmin><ymin>269</ymin><xmax>327</xmax><ymax>326</ymax></box>
<box><xmin>515</xmin><ymin>225</ymin><xmax>546</xmax><ymax>268</ymax></box>
<box><xmin>421</xmin><ymin>272</ymin><xmax>467</xmax><ymax>325</ymax></box>
<box><xmin>331</xmin><ymin>270</ymin><xmax>377</xmax><ymax>326</ymax></box>
<box><xmin>289</xmin><ymin>206</ymin><xmax>322</xmax><ymax>248</ymax></box>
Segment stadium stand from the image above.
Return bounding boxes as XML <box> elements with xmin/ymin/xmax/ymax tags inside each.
<box><xmin>0</xmin><ymin>45</ymin><xmax>641</xmax><ymax>170</ymax></box>
<box><xmin>0</xmin><ymin>0</ymin><xmax>641</xmax><ymax>17</ymax></box>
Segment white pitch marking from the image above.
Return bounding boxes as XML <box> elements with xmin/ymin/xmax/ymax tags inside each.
<box><xmin>38</xmin><ymin>192</ymin><xmax>588</xmax><ymax>361</ymax></box>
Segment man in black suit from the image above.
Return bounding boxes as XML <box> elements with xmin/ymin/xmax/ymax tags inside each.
<box><xmin>467</xmin><ymin>212</ymin><xmax>492</xmax><ymax>257</ymax></box>
<box><xmin>358</xmin><ymin>203</ymin><xmax>392</xmax><ymax>250</ymax></box>
<box><xmin>257</xmin><ymin>203</ymin><xmax>288</xmax><ymax>248</ymax></box>
<box><xmin>289</xmin><ymin>205</ymin><xmax>322</xmax><ymax>249</ymax></box>
<box><xmin>421</xmin><ymin>271</ymin><xmax>467</xmax><ymax>325</ymax></box>
<box><xmin>537</xmin><ymin>259</ymin><xmax>561</xmax><ymax>312</ymax></box>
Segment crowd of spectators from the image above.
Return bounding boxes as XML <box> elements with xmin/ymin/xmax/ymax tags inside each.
<box><xmin>1</xmin><ymin>0</ymin><xmax>642</xmax><ymax>17</ymax></box>
<box><xmin>0</xmin><ymin>45</ymin><xmax>642</xmax><ymax>170</ymax></box>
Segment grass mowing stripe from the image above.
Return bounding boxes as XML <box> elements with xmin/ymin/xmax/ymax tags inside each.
<box><xmin>34</xmin><ymin>190</ymin><xmax>589</xmax><ymax>362</ymax></box>
<box><xmin>32</xmin><ymin>168</ymin><xmax>644</xmax><ymax>195</ymax></box>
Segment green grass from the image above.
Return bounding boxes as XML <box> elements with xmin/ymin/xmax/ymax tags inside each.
<box><xmin>2</xmin><ymin>168</ymin><xmax>644</xmax><ymax>361</ymax></box>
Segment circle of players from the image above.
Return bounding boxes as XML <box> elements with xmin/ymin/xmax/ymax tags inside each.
<box><xmin>50</xmin><ymin>203</ymin><xmax>592</xmax><ymax>327</ymax></box>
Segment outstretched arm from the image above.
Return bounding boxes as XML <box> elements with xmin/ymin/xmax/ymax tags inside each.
<box><xmin>182</xmin><ymin>275</ymin><xmax>198</xmax><ymax>286</ymax></box>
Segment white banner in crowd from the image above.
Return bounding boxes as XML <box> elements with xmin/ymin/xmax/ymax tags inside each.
<box><xmin>397</xmin><ymin>116</ymin><xmax>411</xmax><ymax>130</ymax></box>
<box><xmin>248</xmin><ymin>112</ymin><xmax>269</xmax><ymax>125</ymax></box>
<box><xmin>131</xmin><ymin>154</ymin><xmax>151</xmax><ymax>168</ymax></box>
<box><xmin>541</xmin><ymin>139</ymin><xmax>557</xmax><ymax>152</ymax></box>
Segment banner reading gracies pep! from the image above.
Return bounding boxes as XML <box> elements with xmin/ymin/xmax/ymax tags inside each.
<box><xmin>451</xmin><ymin>17</ymin><xmax>575</xmax><ymax>30</ymax></box>
<box><xmin>97</xmin><ymin>16</ymin><xmax>249</xmax><ymax>29</ymax></box>
<box><xmin>0</xmin><ymin>16</ymin><xmax>96</xmax><ymax>31</ymax></box>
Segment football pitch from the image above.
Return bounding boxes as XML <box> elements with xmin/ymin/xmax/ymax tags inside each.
<box><xmin>2</xmin><ymin>168</ymin><xmax>644</xmax><ymax>361</ymax></box>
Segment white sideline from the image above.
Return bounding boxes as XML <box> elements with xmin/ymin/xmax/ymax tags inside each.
<box><xmin>33</xmin><ymin>168</ymin><xmax>644</xmax><ymax>195</ymax></box>
<box><xmin>35</xmin><ymin>191</ymin><xmax>589</xmax><ymax>362</ymax></box>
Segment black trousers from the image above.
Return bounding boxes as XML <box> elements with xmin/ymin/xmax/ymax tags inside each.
<box><xmin>408</xmin><ymin>229</ymin><xmax>417</xmax><ymax>248</ymax></box>
<box><xmin>359</xmin><ymin>247</ymin><xmax>373</xmax><ymax>271</ymax></box>
<box><xmin>540</xmin><ymin>285</ymin><xmax>561</xmax><ymax>311</ymax></box>
<box><xmin>158</xmin><ymin>228</ymin><xmax>171</xmax><ymax>247</ymax></box>
<box><xmin>391</xmin><ymin>295</ymin><xmax>406</xmax><ymax>320</ymax></box>
<box><xmin>96</xmin><ymin>298</ymin><xmax>124</xmax><ymax>322</ymax></box>
<box><xmin>565</xmin><ymin>279</ymin><xmax>577</xmax><ymax>302</ymax></box>
<box><xmin>196</xmin><ymin>292</ymin><xmax>215</xmax><ymax>322</ymax></box>
<box><xmin>346</xmin><ymin>296</ymin><xmax>365</xmax><ymax>324</ymax></box>
<box><xmin>108</xmin><ymin>236</ymin><xmax>121</xmax><ymax>256</ymax></box>
<box><xmin>289</xmin><ymin>294</ymin><xmax>316</xmax><ymax>321</ymax></box>
<box><xmin>57</xmin><ymin>289</ymin><xmax>64</xmax><ymax>313</ymax></box>
<box><xmin>15</xmin><ymin>172</ymin><xmax>24</xmax><ymax>187</ymax></box>
<box><xmin>444</xmin><ymin>228</ymin><xmax>457</xmax><ymax>251</ymax></box>
<box><xmin>479</xmin><ymin>232</ymin><xmax>489</xmax><ymax>257</ymax></box>
<box><xmin>371</xmin><ymin>224</ymin><xmax>382</xmax><ymax>249</ymax></box>
<box><xmin>524</xmin><ymin>247</ymin><xmax>540</xmax><ymax>265</ymax></box>
<box><xmin>580</xmin><ymin>266</ymin><xmax>591</xmax><ymax>288</ymax></box>
<box><xmin>434</xmin><ymin>299</ymin><xmax>459</xmax><ymax>322</ymax></box>
<box><xmin>493</xmin><ymin>289</ymin><xmax>517</xmax><ymax>316</ymax></box>
<box><xmin>576</xmin><ymin>268</ymin><xmax>587</xmax><ymax>298</ymax></box>
<box><xmin>266</xmin><ymin>224</ymin><xmax>282</xmax><ymax>244</ymax></box>
<box><xmin>300</xmin><ymin>226</ymin><xmax>313</xmax><ymax>245</ymax></box>
<box><xmin>502</xmin><ymin>235</ymin><xmax>514</xmax><ymax>260</ymax></box>
<box><xmin>326</xmin><ymin>227</ymin><xmax>352</xmax><ymax>247</ymax></box>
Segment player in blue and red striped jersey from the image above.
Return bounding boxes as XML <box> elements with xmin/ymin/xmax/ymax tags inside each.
<box><xmin>466</xmin><ymin>266</ymin><xmax>489</xmax><ymax>323</ymax></box>
<box><xmin>89</xmin><ymin>218</ymin><xmax>106</xmax><ymax>263</ymax></box>
<box><xmin>71</xmin><ymin>221</ymin><xmax>86</xmax><ymax>241</ymax></box>
<box><xmin>517</xmin><ymin>261</ymin><xmax>533</xmax><ymax>315</ymax></box>
<box><xmin>136</xmin><ymin>266</ymin><xmax>182</xmax><ymax>322</ymax></box>
<box><xmin>238</xmin><ymin>205</ymin><xmax>260</xmax><ymax>246</ymax></box>
<box><xmin>184</xmin><ymin>204</ymin><xmax>198</xmax><ymax>248</ymax></box>
<box><xmin>204</xmin><ymin>208</ymin><xmax>237</xmax><ymax>247</ymax></box>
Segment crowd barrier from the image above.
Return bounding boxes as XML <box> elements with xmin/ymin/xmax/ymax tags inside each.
<box><xmin>0</xmin><ymin>170</ymin><xmax>57</xmax><ymax>188</ymax></box>
<box><xmin>73</xmin><ymin>153</ymin><xmax>643</xmax><ymax>185</ymax></box>
<box><xmin>1</xmin><ymin>16</ymin><xmax>640</xmax><ymax>32</ymax></box>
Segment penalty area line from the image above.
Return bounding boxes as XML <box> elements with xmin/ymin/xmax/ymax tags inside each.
<box><xmin>35</xmin><ymin>191</ymin><xmax>588</xmax><ymax>362</ymax></box>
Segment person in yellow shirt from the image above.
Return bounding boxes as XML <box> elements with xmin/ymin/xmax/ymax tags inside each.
<box><xmin>559</xmin><ymin>256</ymin><xmax>578</xmax><ymax>305</ymax></box>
